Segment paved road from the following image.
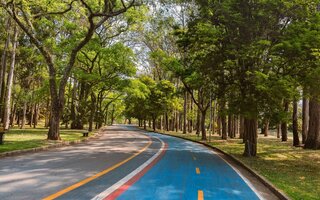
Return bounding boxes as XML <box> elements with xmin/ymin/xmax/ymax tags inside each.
<box><xmin>0</xmin><ymin>126</ymin><xmax>160</xmax><ymax>200</ymax></box>
<box><xmin>117</xmin><ymin>133</ymin><xmax>260</xmax><ymax>200</ymax></box>
<box><xmin>0</xmin><ymin>125</ymin><xmax>274</xmax><ymax>200</ymax></box>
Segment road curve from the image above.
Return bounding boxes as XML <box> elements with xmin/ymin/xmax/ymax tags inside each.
<box><xmin>0</xmin><ymin>125</ymin><xmax>278</xmax><ymax>200</ymax></box>
<box><xmin>117</xmin><ymin>132</ymin><xmax>262</xmax><ymax>200</ymax></box>
<box><xmin>0</xmin><ymin>126</ymin><xmax>162</xmax><ymax>200</ymax></box>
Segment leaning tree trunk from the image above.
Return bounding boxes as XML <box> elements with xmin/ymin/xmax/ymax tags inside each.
<box><xmin>3</xmin><ymin>25</ymin><xmax>18</xmax><ymax>130</ymax></box>
<box><xmin>292</xmin><ymin>100</ymin><xmax>300</xmax><ymax>146</ymax></box>
<box><xmin>302</xmin><ymin>97</ymin><xmax>309</xmax><ymax>144</ymax></box>
<box><xmin>243</xmin><ymin>118</ymin><xmax>258</xmax><ymax>157</ymax></box>
<box><xmin>0</xmin><ymin>18</ymin><xmax>11</xmax><ymax>120</ymax></box>
<box><xmin>304</xmin><ymin>96</ymin><xmax>320</xmax><ymax>149</ymax></box>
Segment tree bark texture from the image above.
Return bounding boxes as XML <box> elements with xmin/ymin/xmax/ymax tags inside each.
<box><xmin>292</xmin><ymin>100</ymin><xmax>300</xmax><ymax>146</ymax></box>
<box><xmin>281</xmin><ymin>101</ymin><xmax>289</xmax><ymax>142</ymax></box>
<box><xmin>243</xmin><ymin>118</ymin><xmax>257</xmax><ymax>157</ymax></box>
<box><xmin>201</xmin><ymin>111</ymin><xmax>207</xmax><ymax>140</ymax></box>
<box><xmin>302</xmin><ymin>97</ymin><xmax>309</xmax><ymax>144</ymax></box>
<box><xmin>183</xmin><ymin>91</ymin><xmax>187</xmax><ymax>134</ymax></box>
<box><xmin>4</xmin><ymin>25</ymin><xmax>18</xmax><ymax>130</ymax></box>
<box><xmin>304</xmin><ymin>96</ymin><xmax>320</xmax><ymax>149</ymax></box>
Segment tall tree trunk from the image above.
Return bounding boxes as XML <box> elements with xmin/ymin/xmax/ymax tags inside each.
<box><xmin>201</xmin><ymin>110</ymin><xmax>207</xmax><ymax>140</ymax></box>
<box><xmin>212</xmin><ymin>101</ymin><xmax>216</xmax><ymax>135</ymax></box>
<box><xmin>196</xmin><ymin>107</ymin><xmax>201</xmax><ymax>135</ymax></box>
<box><xmin>20</xmin><ymin>102</ymin><xmax>27</xmax><ymax>129</ymax></box>
<box><xmin>220</xmin><ymin>100</ymin><xmax>227</xmax><ymax>140</ymax></box>
<box><xmin>165</xmin><ymin>113</ymin><xmax>169</xmax><ymax>131</ymax></box>
<box><xmin>3</xmin><ymin>25</ymin><xmax>18</xmax><ymax>130</ymax></box>
<box><xmin>281</xmin><ymin>101</ymin><xmax>289</xmax><ymax>142</ymax></box>
<box><xmin>243</xmin><ymin>118</ymin><xmax>258</xmax><ymax>157</ymax></box>
<box><xmin>0</xmin><ymin>18</ymin><xmax>11</xmax><ymax>121</ymax></box>
<box><xmin>159</xmin><ymin>116</ymin><xmax>162</xmax><ymax>130</ymax></box>
<box><xmin>262</xmin><ymin>119</ymin><xmax>269</xmax><ymax>137</ymax></box>
<box><xmin>33</xmin><ymin>103</ymin><xmax>39</xmax><ymax>128</ymax></box>
<box><xmin>233</xmin><ymin>116</ymin><xmax>237</xmax><ymax>137</ymax></box>
<box><xmin>292</xmin><ymin>100</ymin><xmax>300</xmax><ymax>146</ymax></box>
<box><xmin>45</xmin><ymin>99</ymin><xmax>50</xmax><ymax>128</ymax></box>
<box><xmin>183</xmin><ymin>91</ymin><xmax>187</xmax><ymax>134</ymax></box>
<box><xmin>189</xmin><ymin>96</ymin><xmax>193</xmax><ymax>133</ymax></box>
<box><xmin>89</xmin><ymin>93</ymin><xmax>96</xmax><ymax>132</ymax></box>
<box><xmin>48</xmin><ymin>100</ymin><xmax>62</xmax><ymax>140</ymax></box>
<box><xmin>221</xmin><ymin>115</ymin><xmax>227</xmax><ymax>140</ymax></box>
<box><xmin>10</xmin><ymin>103</ymin><xmax>16</xmax><ymax>127</ymax></box>
<box><xmin>302</xmin><ymin>97</ymin><xmax>309</xmax><ymax>144</ymax></box>
<box><xmin>304</xmin><ymin>96</ymin><xmax>320</xmax><ymax>149</ymax></box>
<box><xmin>228</xmin><ymin>114</ymin><xmax>232</xmax><ymax>138</ymax></box>
<box><xmin>217</xmin><ymin>116</ymin><xmax>221</xmax><ymax>136</ymax></box>
<box><xmin>152</xmin><ymin>116</ymin><xmax>156</xmax><ymax>131</ymax></box>
<box><xmin>29</xmin><ymin>104</ymin><xmax>34</xmax><ymax>127</ymax></box>
<box><xmin>209</xmin><ymin>98</ymin><xmax>213</xmax><ymax>138</ymax></box>
<box><xmin>240</xmin><ymin>116</ymin><xmax>244</xmax><ymax>139</ymax></box>
<box><xmin>175</xmin><ymin>111</ymin><xmax>179</xmax><ymax>132</ymax></box>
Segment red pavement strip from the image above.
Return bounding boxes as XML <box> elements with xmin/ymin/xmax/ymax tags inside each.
<box><xmin>103</xmin><ymin>143</ymin><xmax>168</xmax><ymax>200</ymax></box>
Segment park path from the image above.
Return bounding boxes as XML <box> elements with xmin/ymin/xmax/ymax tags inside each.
<box><xmin>0</xmin><ymin>126</ymin><xmax>159</xmax><ymax>200</ymax></box>
<box><xmin>0</xmin><ymin>125</ymin><xmax>279</xmax><ymax>200</ymax></box>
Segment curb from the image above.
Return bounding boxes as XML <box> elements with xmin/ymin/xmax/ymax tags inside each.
<box><xmin>0</xmin><ymin>131</ymin><xmax>103</xmax><ymax>158</ymax></box>
<box><xmin>139</xmin><ymin>128</ymin><xmax>290</xmax><ymax>200</ymax></box>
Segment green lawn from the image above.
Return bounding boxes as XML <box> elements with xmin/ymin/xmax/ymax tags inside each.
<box><xmin>0</xmin><ymin>127</ymin><xmax>93</xmax><ymax>153</ymax></box>
<box><xmin>150</xmin><ymin>128</ymin><xmax>320</xmax><ymax>200</ymax></box>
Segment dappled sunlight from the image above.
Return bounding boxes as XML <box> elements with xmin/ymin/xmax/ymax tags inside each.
<box><xmin>0</xmin><ymin>129</ymin><xmax>154</xmax><ymax>199</ymax></box>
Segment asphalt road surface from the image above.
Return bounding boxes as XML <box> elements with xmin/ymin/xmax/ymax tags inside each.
<box><xmin>0</xmin><ymin>125</ymin><xmax>278</xmax><ymax>200</ymax></box>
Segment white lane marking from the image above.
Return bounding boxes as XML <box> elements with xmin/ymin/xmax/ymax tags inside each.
<box><xmin>91</xmin><ymin>135</ymin><xmax>165</xmax><ymax>200</ymax></box>
<box><xmin>160</xmin><ymin>134</ymin><xmax>264</xmax><ymax>200</ymax></box>
<box><xmin>189</xmin><ymin>141</ymin><xmax>265</xmax><ymax>200</ymax></box>
<box><xmin>213</xmin><ymin>152</ymin><xmax>265</xmax><ymax>200</ymax></box>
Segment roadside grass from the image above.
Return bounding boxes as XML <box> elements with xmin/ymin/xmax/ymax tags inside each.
<box><xmin>0</xmin><ymin>127</ymin><xmax>93</xmax><ymax>153</ymax></box>
<box><xmin>145</xmin><ymin>128</ymin><xmax>320</xmax><ymax>200</ymax></box>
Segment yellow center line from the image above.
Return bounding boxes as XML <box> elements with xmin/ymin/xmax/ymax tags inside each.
<box><xmin>193</xmin><ymin>156</ymin><xmax>197</xmax><ymax>161</ymax></box>
<box><xmin>42</xmin><ymin>136</ymin><xmax>152</xmax><ymax>200</ymax></box>
<box><xmin>198</xmin><ymin>190</ymin><xmax>204</xmax><ymax>200</ymax></box>
<box><xmin>196</xmin><ymin>167</ymin><xmax>200</xmax><ymax>174</ymax></box>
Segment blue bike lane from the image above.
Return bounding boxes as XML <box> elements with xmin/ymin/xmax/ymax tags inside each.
<box><xmin>117</xmin><ymin>133</ymin><xmax>261</xmax><ymax>200</ymax></box>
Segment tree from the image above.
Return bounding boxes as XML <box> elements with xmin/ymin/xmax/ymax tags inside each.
<box><xmin>3</xmin><ymin>24</ymin><xmax>18</xmax><ymax>130</ymax></box>
<box><xmin>2</xmin><ymin>0</ymin><xmax>137</xmax><ymax>139</ymax></box>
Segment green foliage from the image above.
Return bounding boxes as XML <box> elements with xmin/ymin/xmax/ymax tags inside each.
<box><xmin>124</xmin><ymin>76</ymin><xmax>176</xmax><ymax>121</ymax></box>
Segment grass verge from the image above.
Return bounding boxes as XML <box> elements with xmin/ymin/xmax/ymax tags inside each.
<box><xmin>145</xmin><ymin>128</ymin><xmax>320</xmax><ymax>200</ymax></box>
<box><xmin>0</xmin><ymin>127</ymin><xmax>94</xmax><ymax>153</ymax></box>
